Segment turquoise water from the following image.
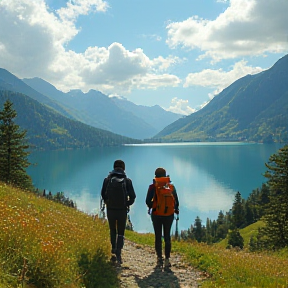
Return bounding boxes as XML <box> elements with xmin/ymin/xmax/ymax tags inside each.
<box><xmin>27</xmin><ymin>142</ymin><xmax>284</xmax><ymax>233</ymax></box>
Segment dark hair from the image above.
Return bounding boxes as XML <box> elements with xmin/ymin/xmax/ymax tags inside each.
<box><xmin>114</xmin><ymin>159</ymin><xmax>125</xmax><ymax>170</ymax></box>
<box><xmin>155</xmin><ymin>167</ymin><xmax>166</xmax><ymax>177</ymax></box>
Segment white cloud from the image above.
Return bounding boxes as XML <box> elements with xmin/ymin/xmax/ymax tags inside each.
<box><xmin>166</xmin><ymin>97</ymin><xmax>196</xmax><ymax>115</ymax></box>
<box><xmin>140</xmin><ymin>34</ymin><xmax>162</xmax><ymax>42</ymax></box>
<box><xmin>57</xmin><ymin>0</ymin><xmax>109</xmax><ymax>21</ymax></box>
<box><xmin>184</xmin><ymin>60</ymin><xmax>263</xmax><ymax>91</ymax></box>
<box><xmin>0</xmin><ymin>0</ymin><xmax>182</xmax><ymax>95</ymax></box>
<box><xmin>0</xmin><ymin>0</ymin><xmax>75</xmax><ymax>77</ymax></box>
<box><xmin>166</xmin><ymin>0</ymin><xmax>288</xmax><ymax>61</ymax></box>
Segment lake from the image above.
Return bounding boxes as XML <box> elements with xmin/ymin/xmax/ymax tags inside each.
<box><xmin>27</xmin><ymin>142</ymin><xmax>284</xmax><ymax>234</ymax></box>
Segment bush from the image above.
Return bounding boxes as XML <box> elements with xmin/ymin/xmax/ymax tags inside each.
<box><xmin>227</xmin><ymin>229</ymin><xmax>244</xmax><ymax>249</ymax></box>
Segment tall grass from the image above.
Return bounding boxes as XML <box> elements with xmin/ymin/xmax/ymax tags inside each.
<box><xmin>0</xmin><ymin>182</ymin><xmax>118</xmax><ymax>288</ymax></box>
<box><xmin>126</xmin><ymin>230</ymin><xmax>288</xmax><ymax>288</ymax></box>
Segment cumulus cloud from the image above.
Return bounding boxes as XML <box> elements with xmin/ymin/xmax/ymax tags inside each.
<box><xmin>166</xmin><ymin>0</ymin><xmax>288</xmax><ymax>61</ymax></box>
<box><xmin>0</xmin><ymin>0</ymin><xmax>181</xmax><ymax>94</ymax></box>
<box><xmin>0</xmin><ymin>0</ymin><xmax>74</xmax><ymax>77</ymax></box>
<box><xmin>166</xmin><ymin>97</ymin><xmax>196</xmax><ymax>115</ymax></box>
<box><xmin>184</xmin><ymin>60</ymin><xmax>263</xmax><ymax>91</ymax></box>
<box><xmin>57</xmin><ymin>0</ymin><xmax>109</xmax><ymax>21</ymax></box>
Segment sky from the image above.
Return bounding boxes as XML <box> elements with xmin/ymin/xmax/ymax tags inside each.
<box><xmin>0</xmin><ymin>0</ymin><xmax>288</xmax><ymax>115</ymax></box>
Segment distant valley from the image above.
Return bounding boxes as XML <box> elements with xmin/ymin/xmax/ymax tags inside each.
<box><xmin>1</xmin><ymin>54</ymin><xmax>288</xmax><ymax>150</ymax></box>
<box><xmin>21</xmin><ymin>77</ymin><xmax>182</xmax><ymax>140</ymax></box>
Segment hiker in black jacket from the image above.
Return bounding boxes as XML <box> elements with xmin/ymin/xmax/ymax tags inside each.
<box><xmin>101</xmin><ymin>159</ymin><xmax>136</xmax><ymax>264</ymax></box>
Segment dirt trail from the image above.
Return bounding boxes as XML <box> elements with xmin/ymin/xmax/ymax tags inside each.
<box><xmin>114</xmin><ymin>240</ymin><xmax>205</xmax><ymax>288</ymax></box>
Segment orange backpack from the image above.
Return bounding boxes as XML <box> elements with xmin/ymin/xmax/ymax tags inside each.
<box><xmin>152</xmin><ymin>177</ymin><xmax>175</xmax><ymax>216</ymax></box>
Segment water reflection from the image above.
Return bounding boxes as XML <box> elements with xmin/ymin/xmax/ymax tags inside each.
<box><xmin>28</xmin><ymin>143</ymin><xmax>283</xmax><ymax>233</ymax></box>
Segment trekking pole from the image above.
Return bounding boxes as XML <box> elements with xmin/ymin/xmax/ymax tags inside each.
<box><xmin>100</xmin><ymin>197</ymin><xmax>105</xmax><ymax>219</ymax></box>
<box><xmin>175</xmin><ymin>214</ymin><xmax>179</xmax><ymax>240</ymax></box>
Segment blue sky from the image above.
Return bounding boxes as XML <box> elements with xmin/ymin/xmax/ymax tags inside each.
<box><xmin>0</xmin><ymin>0</ymin><xmax>287</xmax><ymax>114</ymax></box>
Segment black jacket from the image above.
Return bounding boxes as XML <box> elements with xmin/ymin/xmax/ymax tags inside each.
<box><xmin>101</xmin><ymin>168</ymin><xmax>136</xmax><ymax>208</ymax></box>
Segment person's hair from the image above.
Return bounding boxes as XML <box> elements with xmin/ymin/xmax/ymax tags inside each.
<box><xmin>114</xmin><ymin>159</ymin><xmax>125</xmax><ymax>170</ymax></box>
<box><xmin>155</xmin><ymin>167</ymin><xmax>166</xmax><ymax>177</ymax></box>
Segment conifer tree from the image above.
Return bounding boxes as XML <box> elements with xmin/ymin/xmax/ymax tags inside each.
<box><xmin>260</xmin><ymin>144</ymin><xmax>288</xmax><ymax>249</ymax></box>
<box><xmin>227</xmin><ymin>229</ymin><xmax>244</xmax><ymax>249</ymax></box>
<box><xmin>0</xmin><ymin>100</ymin><xmax>33</xmax><ymax>190</ymax></box>
<box><xmin>232</xmin><ymin>191</ymin><xmax>245</xmax><ymax>228</ymax></box>
<box><xmin>193</xmin><ymin>216</ymin><xmax>204</xmax><ymax>242</ymax></box>
<box><xmin>215</xmin><ymin>210</ymin><xmax>228</xmax><ymax>241</ymax></box>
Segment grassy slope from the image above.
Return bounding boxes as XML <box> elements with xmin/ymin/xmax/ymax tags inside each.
<box><xmin>1</xmin><ymin>184</ymin><xmax>288</xmax><ymax>288</ymax></box>
<box><xmin>217</xmin><ymin>221</ymin><xmax>265</xmax><ymax>249</ymax></box>
<box><xmin>125</xmin><ymin>225</ymin><xmax>288</xmax><ymax>288</ymax></box>
<box><xmin>0</xmin><ymin>183</ymin><xmax>118</xmax><ymax>288</ymax></box>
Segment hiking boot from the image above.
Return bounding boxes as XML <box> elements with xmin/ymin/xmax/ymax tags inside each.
<box><xmin>164</xmin><ymin>258</ymin><xmax>171</xmax><ymax>268</ymax></box>
<box><xmin>116</xmin><ymin>254</ymin><xmax>122</xmax><ymax>264</ymax></box>
<box><xmin>156</xmin><ymin>257</ymin><xmax>163</xmax><ymax>267</ymax></box>
<box><xmin>116</xmin><ymin>249</ymin><xmax>122</xmax><ymax>264</ymax></box>
<box><xmin>110</xmin><ymin>255</ymin><xmax>117</xmax><ymax>262</ymax></box>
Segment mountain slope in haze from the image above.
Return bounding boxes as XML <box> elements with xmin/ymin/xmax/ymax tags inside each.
<box><xmin>22</xmin><ymin>78</ymin><xmax>158</xmax><ymax>139</ymax></box>
<box><xmin>22</xmin><ymin>77</ymin><xmax>182</xmax><ymax>139</ymax></box>
<box><xmin>110</xmin><ymin>96</ymin><xmax>182</xmax><ymax>132</ymax></box>
<box><xmin>0</xmin><ymin>90</ymin><xmax>141</xmax><ymax>150</ymax></box>
<box><xmin>156</xmin><ymin>54</ymin><xmax>288</xmax><ymax>143</ymax></box>
<box><xmin>0</xmin><ymin>69</ymin><xmax>73</xmax><ymax>120</ymax></box>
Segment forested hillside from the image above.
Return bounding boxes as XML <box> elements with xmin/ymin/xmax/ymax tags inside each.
<box><xmin>22</xmin><ymin>77</ymin><xmax>181</xmax><ymax>139</ymax></box>
<box><xmin>156</xmin><ymin>54</ymin><xmax>288</xmax><ymax>143</ymax></box>
<box><xmin>0</xmin><ymin>90</ymin><xmax>141</xmax><ymax>150</ymax></box>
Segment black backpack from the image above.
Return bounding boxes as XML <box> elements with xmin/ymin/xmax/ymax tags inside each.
<box><xmin>105</xmin><ymin>176</ymin><xmax>128</xmax><ymax>209</ymax></box>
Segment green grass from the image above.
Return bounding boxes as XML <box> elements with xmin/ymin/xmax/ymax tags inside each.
<box><xmin>1</xmin><ymin>182</ymin><xmax>288</xmax><ymax>288</ymax></box>
<box><xmin>0</xmin><ymin>182</ymin><xmax>119</xmax><ymax>288</ymax></box>
<box><xmin>217</xmin><ymin>221</ymin><xmax>265</xmax><ymax>249</ymax></box>
<box><xmin>125</xmin><ymin>230</ymin><xmax>288</xmax><ymax>288</ymax></box>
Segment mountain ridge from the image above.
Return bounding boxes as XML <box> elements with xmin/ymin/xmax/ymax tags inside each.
<box><xmin>22</xmin><ymin>77</ymin><xmax>182</xmax><ymax>139</ymax></box>
<box><xmin>155</xmin><ymin>54</ymin><xmax>288</xmax><ymax>142</ymax></box>
<box><xmin>0</xmin><ymin>90</ymin><xmax>141</xmax><ymax>150</ymax></box>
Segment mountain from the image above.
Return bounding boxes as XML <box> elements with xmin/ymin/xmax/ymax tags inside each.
<box><xmin>20</xmin><ymin>77</ymin><xmax>156</xmax><ymax>139</ymax></box>
<box><xmin>22</xmin><ymin>78</ymin><xmax>181</xmax><ymax>139</ymax></box>
<box><xmin>110</xmin><ymin>96</ymin><xmax>182</xmax><ymax>132</ymax></box>
<box><xmin>155</xmin><ymin>54</ymin><xmax>288</xmax><ymax>143</ymax></box>
<box><xmin>23</xmin><ymin>78</ymin><xmax>174</xmax><ymax>139</ymax></box>
<box><xmin>0</xmin><ymin>90</ymin><xmax>141</xmax><ymax>150</ymax></box>
<box><xmin>0</xmin><ymin>69</ymin><xmax>73</xmax><ymax>119</ymax></box>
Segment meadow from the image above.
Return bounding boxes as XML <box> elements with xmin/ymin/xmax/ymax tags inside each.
<box><xmin>0</xmin><ymin>182</ymin><xmax>118</xmax><ymax>288</ymax></box>
<box><xmin>1</xmin><ymin>182</ymin><xmax>288</xmax><ymax>288</ymax></box>
<box><xmin>126</xmin><ymin>230</ymin><xmax>288</xmax><ymax>288</ymax></box>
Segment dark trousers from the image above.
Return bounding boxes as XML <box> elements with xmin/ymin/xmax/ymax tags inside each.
<box><xmin>151</xmin><ymin>214</ymin><xmax>174</xmax><ymax>259</ymax></box>
<box><xmin>107</xmin><ymin>209</ymin><xmax>127</xmax><ymax>254</ymax></box>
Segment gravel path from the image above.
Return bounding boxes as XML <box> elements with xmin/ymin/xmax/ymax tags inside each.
<box><xmin>113</xmin><ymin>240</ymin><xmax>205</xmax><ymax>288</ymax></box>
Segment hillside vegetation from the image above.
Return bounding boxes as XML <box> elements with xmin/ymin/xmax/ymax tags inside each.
<box><xmin>1</xmin><ymin>182</ymin><xmax>288</xmax><ymax>288</ymax></box>
<box><xmin>126</xmin><ymin>231</ymin><xmax>288</xmax><ymax>288</ymax></box>
<box><xmin>0</xmin><ymin>90</ymin><xmax>141</xmax><ymax>150</ymax></box>
<box><xmin>156</xmin><ymin>54</ymin><xmax>288</xmax><ymax>143</ymax></box>
<box><xmin>0</xmin><ymin>183</ymin><xmax>118</xmax><ymax>288</ymax></box>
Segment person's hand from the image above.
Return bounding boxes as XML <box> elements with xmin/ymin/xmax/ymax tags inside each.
<box><xmin>175</xmin><ymin>209</ymin><xmax>179</xmax><ymax>215</ymax></box>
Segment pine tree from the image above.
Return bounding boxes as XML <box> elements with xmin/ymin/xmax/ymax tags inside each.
<box><xmin>227</xmin><ymin>229</ymin><xmax>244</xmax><ymax>249</ymax></box>
<box><xmin>0</xmin><ymin>100</ymin><xmax>33</xmax><ymax>190</ymax></box>
<box><xmin>260</xmin><ymin>145</ymin><xmax>288</xmax><ymax>249</ymax></box>
<box><xmin>205</xmin><ymin>218</ymin><xmax>213</xmax><ymax>244</ymax></box>
<box><xmin>215</xmin><ymin>210</ymin><xmax>228</xmax><ymax>241</ymax></box>
<box><xmin>193</xmin><ymin>216</ymin><xmax>204</xmax><ymax>242</ymax></box>
<box><xmin>232</xmin><ymin>191</ymin><xmax>245</xmax><ymax>228</ymax></box>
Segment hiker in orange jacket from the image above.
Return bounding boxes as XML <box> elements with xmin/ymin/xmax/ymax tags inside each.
<box><xmin>145</xmin><ymin>167</ymin><xmax>179</xmax><ymax>269</ymax></box>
